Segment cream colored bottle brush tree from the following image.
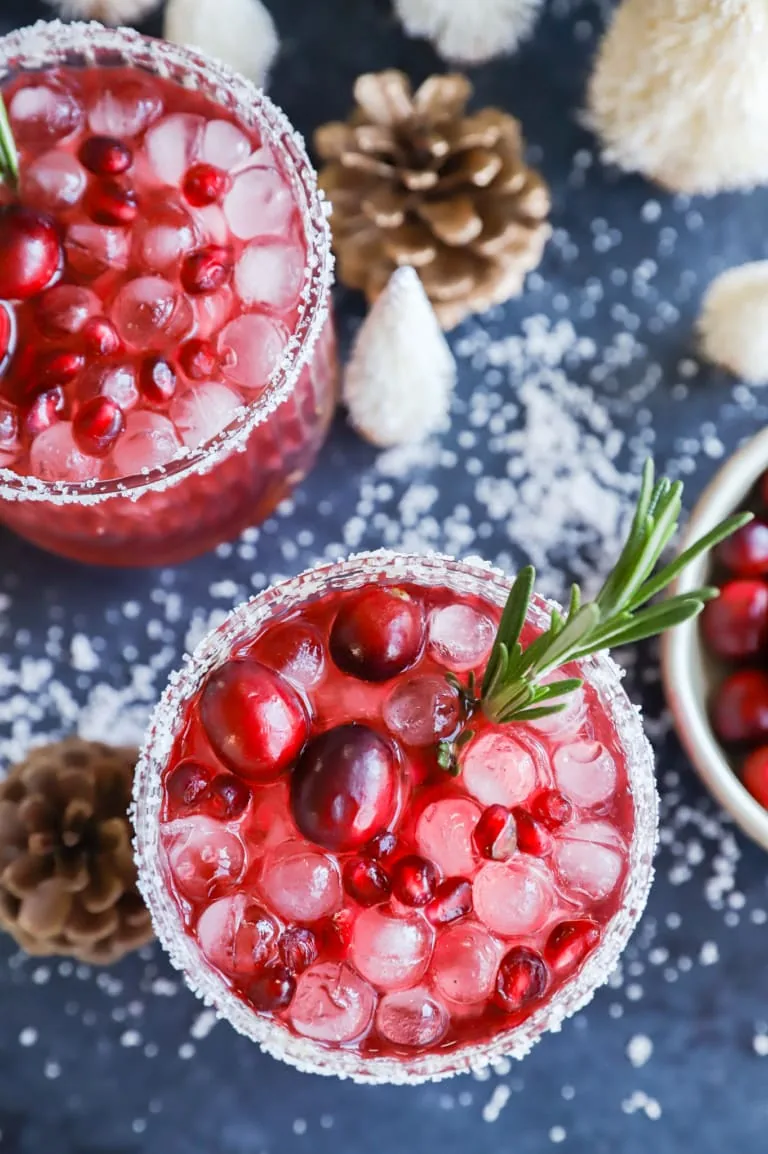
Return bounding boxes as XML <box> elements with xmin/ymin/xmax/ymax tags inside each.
<box><xmin>394</xmin><ymin>0</ymin><xmax>545</xmax><ymax>64</ymax></box>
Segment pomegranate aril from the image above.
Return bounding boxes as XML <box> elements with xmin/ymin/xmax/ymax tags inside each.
<box><xmin>0</xmin><ymin>301</ymin><xmax>16</xmax><ymax>375</ymax></box>
<box><xmin>247</xmin><ymin>964</ymin><xmax>296</xmax><ymax>1012</ymax></box>
<box><xmin>164</xmin><ymin>759</ymin><xmax>213</xmax><ymax>816</ymax></box>
<box><xmin>206</xmin><ymin>774</ymin><xmax>251</xmax><ymax>820</ymax></box>
<box><xmin>35</xmin><ymin>349</ymin><xmax>85</xmax><ymax>390</ymax></box>
<box><xmin>85</xmin><ymin>179</ymin><xmax>138</xmax><ymax>226</ymax></box>
<box><xmin>702</xmin><ymin>579</ymin><xmax>768</xmax><ymax>659</ymax></box>
<box><xmin>317</xmin><ymin>909</ymin><xmax>355</xmax><ymax>960</ymax></box>
<box><xmin>183</xmin><ymin>162</ymin><xmax>231</xmax><ymax>207</ymax></box>
<box><xmin>73</xmin><ymin>396</ymin><xmax>124</xmax><ymax>456</ymax></box>
<box><xmin>78</xmin><ymin>135</ymin><xmax>133</xmax><ymax>176</ymax></box>
<box><xmin>343</xmin><ymin>857</ymin><xmax>391</xmax><ymax>907</ymax></box>
<box><xmin>81</xmin><ymin>317</ymin><xmax>122</xmax><ymax>357</ymax></box>
<box><xmin>717</xmin><ymin>520</ymin><xmax>768</xmax><ymax>579</ymax></box>
<box><xmin>140</xmin><ymin>355</ymin><xmax>177</xmax><ymax>406</ymax></box>
<box><xmin>366</xmin><ymin>831</ymin><xmax>398</xmax><ymax>861</ymax></box>
<box><xmin>495</xmin><ymin>947</ymin><xmax>548</xmax><ymax>1013</ymax></box>
<box><xmin>512</xmin><ymin>808</ymin><xmax>552</xmax><ymax>856</ymax></box>
<box><xmin>330</xmin><ymin>587</ymin><xmax>425</xmax><ymax>682</ymax></box>
<box><xmin>0</xmin><ymin>206</ymin><xmax>62</xmax><ymax>301</ymax></box>
<box><xmin>24</xmin><ymin>387</ymin><xmax>65</xmax><ymax>438</ymax></box>
<box><xmin>391</xmin><ymin>854</ymin><xmax>438</xmax><ymax>907</ymax></box>
<box><xmin>278</xmin><ymin>927</ymin><xmax>318</xmax><ymax>975</ymax></box>
<box><xmin>544</xmin><ymin>920</ymin><xmax>600</xmax><ymax>975</ymax></box>
<box><xmin>181</xmin><ymin>244</ymin><xmax>233</xmax><ymax>295</ymax></box>
<box><xmin>712</xmin><ymin>669</ymin><xmax>768</xmax><ymax>744</ymax></box>
<box><xmin>532</xmin><ymin>790</ymin><xmax>573</xmax><ymax>830</ymax></box>
<box><xmin>426</xmin><ymin>877</ymin><xmax>473</xmax><ymax>925</ymax></box>
<box><xmin>742</xmin><ymin>746</ymin><xmax>768</xmax><ymax>809</ymax></box>
<box><xmin>178</xmin><ymin>337</ymin><xmax>217</xmax><ymax>381</ymax></box>
<box><xmin>473</xmin><ymin>804</ymin><xmax>518</xmax><ymax>861</ymax></box>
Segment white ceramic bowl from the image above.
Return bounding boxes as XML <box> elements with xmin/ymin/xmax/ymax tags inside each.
<box><xmin>662</xmin><ymin>427</ymin><xmax>768</xmax><ymax>851</ymax></box>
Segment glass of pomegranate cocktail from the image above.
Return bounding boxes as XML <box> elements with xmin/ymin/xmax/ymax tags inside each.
<box><xmin>0</xmin><ymin>21</ymin><xmax>335</xmax><ymax>566</ymax></box>
<box><xmin>133</xmin><ymin>465</ymin><xmax>745</xmax><ymax>1082</ymax></box>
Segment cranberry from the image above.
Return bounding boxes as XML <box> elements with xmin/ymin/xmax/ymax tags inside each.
<box><xmin>532</xmin><ymin>789</ymin><xmax>573</xmax><ymax>830</ymax></box>
<box><xmin>247</xmin><ymin>964</ymin><xmax>296</xmax><ymax>1012</ymax></box>
<box><xmin>24</xmin><ymin>387</ymin><xmax>65</xmax><ymax>438</ymax></box>
<box><xmin>254</xmin><ymin>622</ymin><xmax>324</xmax><ymax>686</ymax></box>
<box><xmin>473</xmin><ymin>804</ymin><xmax>518</xmax><ymax>861</ymax></box>
<box><xmin>495</xmin><ymin>947</ymin><xmax>549</xmax><ymax>1013</ymax></box>
<box><xmin>278</xmin><ymin>927</ymin><xmax>318</xmax><ymax>975</ymax></box>
<box><xmin>426</xmin><ymin>877</ymin><xmax>473</xmax><ymax>925</ymax></box>
<box><xmin>717</xmin><ymin>519</ymin><xmax>768</xmax><ymax>579</ymax></box>
<box><xmin>165</xmin><ymin>759</ymin><xmax>213</xmax><ymax>816</ymax></box>
<box><xmin>177</xmin><ymin>337</ymin><xmax>218</xmax><ymax>381</ymax></box>
<box><xmin>513</xmin><ymin>808</ymin><xmax>552</xmax><ymax>856</ymax></box>
<box><xmin>201</xmin><ymin>659</ymin><xmax>309</xmax><ymax>782</ymax></box>
<box><xmin>343</xmin><ymin>856</ymin><xmax>391</xmax><ymax>906</ymax></box>
<box><xmin>742</xmin><ymin>746</ymin><xmax>768</xmax><ymax>809</ymax></box>
<box><xmin>183</xmin><ymin>163</ymin><xmax>231</xmax><ymax>207</ymax></box>
<box><xmin>291</xmin><ymin>723</ymin><xmax>398</xmax><ymax>852</ymax></box>
<box><xmin>0</xmin><ymin>301</ymin><xmax>16</xmax><ymax>375</ymax></box>
<box><xmin>0</xmin><ymin>206</ymin><xmax>62</xmax><ymax>301</ymax></box>
<box><xmin>391</xmin><ymin>854</ymin><xmax>438</xmax><ymax>907</ymax></box>
<box><xmin>73</xmin><ymin>397</ymin><xmax>124</xmax><ymax>456</ymax></box>
<box><xmin>140</xmin><ymin>355</ymin><xmax>177</xmax><ymax>406</ymax></box>
<box><xmin>85</xmin><ymin>179</ymin><xmax>138</xmax><ymax>226</ymax></box>
<box><xmin>329</xmin><ymin>588</ymin><xmax>425</xmax><ymax>682</ymax></box>
<box><xmin>81</xmin><ymin>317</ymin><xmax>122</xmax><ymax>357</ymax></box>
<box><xmin>701</xmin><ymin>579</ymin><xmax>768</xmax><ymax>659</ymax></box>
<box><xmin>180</xmin><ymin>245</ymin><xmax>233</xmax><ymax>295</ymax></box>
<box><xmin>317</xmin><ymin>909</ymin><xmax>355</xmax><ymax>960</ymax></box>
<box><xmin>78</xmin><ymin>136</ymin><xmax>133</xmax><ymax>176</ymax></box>
<box><xmin>35</xmin><ymin>349</ymin><xmax>85</xmax><ymax>391</ymax></box>
<box><xmin>207</xmin><ymin>773</ymin><xmax>251</xmax><ymax>820</ymax></box>
<box><xmin>366</xmin><ymin>830</ymin><xmax>398</xmax><ymax>861</ymax></box>
<box><xmin>712</xmin><ymin>669</ymin><xmax>768</xmax><ymax>744</ymax></box>
<box><xmin>544</xmin><ymin>920</ymin><xmax>600</xmax><ymax>975</ymax></box>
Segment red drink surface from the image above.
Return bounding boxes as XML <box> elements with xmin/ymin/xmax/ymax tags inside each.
<box><xmin>158</xmin><ymin>578</ymin><xmax>635</xmax><ymax>1061</ymax></box>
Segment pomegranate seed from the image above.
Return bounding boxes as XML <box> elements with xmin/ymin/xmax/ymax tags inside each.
<box><xmin>495</xmin><ymin>947</ymin><xmax>548</xmax><ymax>1013</ymax></box>
<box><xmin>426</xmin><ymin>877</ymin><xmax>473</xmax><ymax>925</ymax></box>
<box><xmin>712</xmin><ymin>669</ymin><xmax>768</xmax><ymax>744</ymax></box>
<box><xmin>24</xmin><ymin>387</ymin><xmax>65</xmax><ymax>438</ymax></box>
<box><xmin>366</xmin><ymin>831</ymin><xmax>398</xmax><ymax>861</ymax></box>
<box><xmin>473</xmin><ymin>804</ymin><xmax>518</xmax><ymax>861</ymax></box>
<box><xmin>207</xmin><ymin>773</ymin><xmax>251</xmax><ymax>820</ymax></box>
<box><xmin>329</xmin><ymin>587</ymin><xmax>425</xmax><ymax>682</ymax></box>
<box><xmin>0</xmin><ymin>400</ymin><xmax>19</xmax><ymax>453</ymax></box>
<box><xmin>343</xmin><ymin>857</ymin><xmax>391</xmax><ymax>906</ymax></box>
<box><xmin>544</xmin><ymin>920</ymin><xmax>600</xmax><ymax>975</ymax></box>
<box><xmin>247</xmin><ymin>964</ymin><xmax>295</xmax><ymax>1012</ymax></box>
<box><xmin>140</xmin><ymin>355</ymin><xmax>177</xmax><ymax>406</ymax></box>
<box><xmin>391</xmin><ymin>854</ymin><xmax>438</xmax><ymax>907</ymax></box>
<box><xmin>717</xmin><ymin>520</ymin><xmax>768</xmax><ymax>579</ymax></box>
<box><xmin>35</xmin><ymin>348</ymin><xmax>85</xmax><ymax>391</ymax></box>
<box><xmin>85</xmin><ymin>179</ymin><xmax>138</xmax><ymax>226</ymax></box>
<box><xmin>81</xmin><ymin>317</ymin><xmax>122</xmax><ymax>357</ymax></box>
<box><xmin>0</xmin><ymin>206</ymin><xmax>62</xmax><ymax>301</ymax></box>
<box><xmin>742</xmin><ymin>746</ymin><xmax>768</xmax><ymax>809</ymax></box>
<box><xmin>183</xmin><ymin>162</ymin><xmax>231</xmax><ymax>207</ymax></box>
<box><xmin>512</xmin><ymin>808</ymin><xmax>551</xmax><ymax>856</ymax></box>
<box><xmin>177</xmin><ymin>337</ymin><xmax>217</xmax><ymax>381</ymax></box>
<box><xmin>73</xmin><ymin>396</ymin><xmax>124</xmax><ymax>456</ymax></box>
<box><xmin>532</xmin><ymin>789</ymin><xmax>573</xmax><ymax>830</ymax></box>
<box><xmin>278</xmin><ymin>927</ymin><xmax>318</xmax><ymax>975</ymax></box>
<box><xmin>180</xmin><ymin>245</ymin><xmax>233</xmax><ymax>295</ymax></box>
<box><xmin>78</xmin><ymin>135</ymin><xmax>133</xmax><ymax>176</ymax></box>
<box><xmin>701</xmin><ymin>579</ymin><xmax>768</xmax><ymax>659</ymax></box>
<box><xmin>164</xmin><ymin>759</ymin><xmax>213</xmax><ymax>816</ymax></box>
<box><xmin>0</xmin><ymin>301</ymin><xmax>16</xmax><ymax>375</ymax></box>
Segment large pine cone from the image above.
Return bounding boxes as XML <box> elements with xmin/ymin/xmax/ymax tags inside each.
<box><xmin>0</xmin><ymin>739</ymin><xmax>153</xmax><ymax>965</ymax></box>
<box><xmin>316</xmin><ymin>70</ymin><xmax>551</xmax><ymax>330</ymax></box>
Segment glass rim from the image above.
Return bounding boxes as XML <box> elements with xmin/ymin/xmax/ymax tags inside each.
<box><xmin>0</xmin><ymin>20</ymin><xmax>333</xmax><ymax>507</ymax></box>
<box><xmin>133</xmin><ymin>550</ymin><xmax>659</xmax><ymax>1084</ymax></box>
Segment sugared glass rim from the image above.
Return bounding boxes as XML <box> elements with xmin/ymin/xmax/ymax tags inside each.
<box><xmin>133</xmin><ymin>551</ymin><xmax>659</xmax><ymax>1084</ymax></box>
<box><xmin>0</xmin><ymin>20</ymin><xmax>333</xmax><ymax>507</ymax></box>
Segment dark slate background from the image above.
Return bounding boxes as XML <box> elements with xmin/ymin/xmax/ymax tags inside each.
<box><xmin>1</xmin><ymin>2</ymin><xmax>768</xmax><ymax>1153</ymax></box>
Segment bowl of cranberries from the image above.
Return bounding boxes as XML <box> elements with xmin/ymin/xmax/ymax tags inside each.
<box><xmin>663</xmin><ymin>427</ymin><xmax>768</xmax><ymax>850</ymax></box>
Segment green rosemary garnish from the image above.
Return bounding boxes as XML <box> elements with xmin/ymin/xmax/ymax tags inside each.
<box><xmin>0</xmin><ymin>94</ymin><xmax>19</xmax><ymax>191</ymax></box>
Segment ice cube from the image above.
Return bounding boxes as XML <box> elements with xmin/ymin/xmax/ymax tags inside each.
<box><xmin>87</xmin><ymin>73</ymin><xmax>163</xmax><ymax>137</ymax></box>
<box><xmin>427</xmin><ymin>603</ymin><xmax>496</xmax><ymax>672</ymax></box>
<box><xmin>554</xmin><ymin>822</ymin><xmax>625</xmax><ymax>901</ymax></box>
<box><xmin>350</xmin><ymin>907</ymin><xmax>434</xmax><ymax>991</ymax></box>
<box><xmin>376</xmin><ymin>987</ymin><xmax>449</xmax><ymax>1048</ymax></box>
<box><xmin>383</xmin><ymin>675</ymin><xmax>462</xmax><ymax>748</ymax></box>
<box><xmin>22</xmin><ymin>150</ymin><xmax>85</xmax><ymax>212</ymax></box>
<box><xmin>312</xmin><ymin>676</ymin><xmax>381</xmax><ymax>729</ymax></box>
<box><xmin>194</xmin><ymin>287</ymin><xmax>234</xmax><ymax>340</ymax></box>
<box><xmin>29</xmin><ymin>422</ymin><xmax>102</xmax><ymax>483</ymax></box>
<box><xmin>473</xmin><ymin>859</ymin><xmax>554</xmax><ymax>937</ymax></box>
<box><xmin>250</xmin><ymin>782</ymin><xmax>298</xmax><ymax>851</ymax></box>
<box><xmin>162</xmin><ymin>816</ymin><xmax>245</xmax><ymax>901</ymax></box>
<box><xmin>65</xmin><ymin>223</ymin><xmax>130</xmax><ymax>279</ymax></box>
<box><xmin>145</xmin><ymin>113</ymin><xmax>206</xmax><ymax>186</ymax></box>
<box><xmin>259</xmin><ymin>843</ymin><xmax>342</xmax><ymax>923</ymax></box>
<box><xmin>218</xmin><ymin>313</ymin><xmax>288</xmax><ymax>390</ymax></box>
<box><xmin>86</xmin><ymin>363</ymin><xmax>139</xmax><ymax>412</ymax></box>
<box><xmin>9</xmin><ymin>80</ymin><xmax>83</xmax><ymax>146</ymax></box>
<box><xmin>111</xmin><ymin>276</ymin><xmax>193</xmax><ymax>350</ymax></box>
<box><xmin>196</xmin><ymin>893</ymin><xmax>278</xmax><ymax>977</ymax></box>
<box><xmin>234</xmin><ymin>239</ymin><xmax>305</xmax><ymax>312</ymax></box>
<box><xmin>416</xmin><ymin>797</ymin><xmax>481</xmax><ymax>878</ymax></box>
<box><xmin>223</xmin><ymin>165</ymin><xmax>295</xmax><ymax>240</ymax></box>
<box><xmin>36</xmin><ymin>285</ymin><xmax>100</xmax><ymax>337</ymax></box>
<box><xmin>171</xmin><ymin>383</ymin><xmax>243</xmax><ymax>449</ymax></box>
<box><xmin>133</xmin><ymin>202</ymin><xmax>198</xmax><ymax>274</ymax></box>
<box><xmin>193</xmin><ymin>204</ymin><xmax>229</xmax><ymax>246</ymax></box>
<box><xmin>553</xmin><ymin>742</ymin><xmax>617</xmax><ymax>808</ymax></box>
<box><xmin>290</xmin><ymin>962</ymin><xmax>376</xmax><ymax>1044</ymax></box>
<box><xmin>112</xmin><ymin>412</ymin><xmax>181</xmax><ymax>476</ymax></box>
<box><xmin>0</xmin><ymin>402</ymin><xmax>19</xmax><ymax>469</ymax></box>
<box><xmin>526</xmin><ymin>672</ymin><xmax>586</xmax><ymax>739</ymax></box>
<box><xmin>461</xmin><ymin>731</ymin><xmax>538</xmax><ymax>808</ymax></box>
<box><xmin>201</xmin><ymin>119</ymin><xmax>253</xmax><ymax>171</ymax></box>
<box><xmin>431</xmin><ymin>923</ymin><xmax>500</xmax><ymax>1004</ymax></box>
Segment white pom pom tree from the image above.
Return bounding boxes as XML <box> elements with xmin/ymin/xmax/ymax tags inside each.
<box><xmin>44</xmin><ymin>0</ymin><xmax>161</xmax><ymax>22</ymax></box>
<box><xmin>394</xmin><ymin>0</ymin><xmax>544</xmax><ymax>64</ymax></box>
<box><xmin>587</xmin><ymin>0</ymin><xmax>768</xmax><ymax>194</ymax></box>
<box><xmin>699</xmin><ymin>263</ymin><xmax>768</xmax><ymax>385</ymax></box>
<box><xmin>164</xmin><ymin>0</ymin><xmax>279</xmax><ymax>88</ymax></box>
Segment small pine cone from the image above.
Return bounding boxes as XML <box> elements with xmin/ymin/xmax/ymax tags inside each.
<box><xmin>315</xmin><ymin>70</ymin><xmax>551</xmax><ymax>330</ymax></box>
<box><xmin>0</xmin><ymin>739</ymin><xmax>153</xmax><ymax>965</ymax></box>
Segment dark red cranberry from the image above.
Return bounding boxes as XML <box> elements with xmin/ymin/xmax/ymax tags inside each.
<box><xmin>291</xmin><ymin>723</ymin><xmax>398</xmax><ymax>852</ymax></box>
<box><xmin>177</xmin><ymin>337</ymin><xmax>217</xmax><ymax>381</ymax></box>
<box><xmin>85</xmin><ymin>179</ymin><xmax>138</xmax><ymax>226</ymax></box>
<box><xmin>701</xmin><ymin>579</ymin><xmax>768</xmax><ymax>659</ymax></box>
<box><xmin>532</xmin><ymin>789</ymin><xmax>573</xmax><ymax>830</ymax></box>
<box><xmin>247</xmin><ymin>964</ymin><xmax>296</xmax><ymax>1012</ymax></box>
<box><xmin>717</xmin><ymin>520</ymin><xmax>768</xmax><ymax>579</ymax></box>
<box><xmin>35</xmin><ymin>348</ymin><xmax>85</xmax><ymax>391</ymax></box>
<box><xmin>24</xmin><ymin>387</ymin><xmax>65</xmax><ymax>437</ymax></box>
<box><xmin>201</xmin><ymin>659</ymin><xmax>309</xmax><ymax>782</ymax></box>
<box><xmin>366</xmin><ymin>830</ymin><xmax>398</xmax><ymax>861</ymax></box>
<box><xmin>391</xmin><ymin>854</ymin><xmax>438</xmax><ymax>907</ymax></box>
<box><xmin>343</xmin><ymin>857</ymin><xmax>391</xmax><ymax>906</ymax></box>
<box><xmin>329</xmin><ymin>588</ymin><xmax>425</xmax><ymax>682</ymax></box>
<box><xmin>207</xmin><ymin>773</ymin><xmax>251</xmax><ymax>820</ymax></box>
<box><xmin>165</xmin><ymin>759</ymin><xmax>213</xmax><ymax>816</ymax></box>
<box><xmin>473</xmin><ymin>804</ymin><xmax>518</xmax><ymax>861</ymax></box>
<box><xmin>0</xmin><ymin>301</ymin><xmax>16</xmax><ymax>375</ymax></box>
<box><xmin>140</xmin><ymin>355</ymin><xmax>177</xmax><ymax>406</ymax></box>
<box><xmin>278</xmin><ymin>927</ymin><xmax>318</xmax><ymax>975</ymax></box>
<box><xmin>495</xmin><ymin>947</ymin><xmax>549</xmax><ymax>1013</ymax></box>
<box><xmin>426</xmin><ymin>877</ymin><xmax>473</xmax><ymax>925</ymax></box>
<box><xmin>742</xmin><ymin>746</ymin><xmax>768</xmax><ymax>809</ymax></box>
<box><xmin>81</xmin><ymin>317</ymin><xmax>122</xmax><ymax>357</ymax></box>
<box><xmin>78</xmin><ymin>135</ymin><xmax>133</xmax><ymax>176</ymax></box>
<box><xmin>544</xmin><ymin>920</ymin><xmax>600</xmax><ymax>975</ymax></box>
<box><xmin>513</xmin><ymin>808</ymin><xmax>552</xmax><ymax>856</ymax></box>
<box><xmin>180</xmin><ymin>245</ymin><xmax>233</xmax><ymax>295</ymax></box>
<box><xmin>0</xmin><ymin>206</ymin><xmax>62</xmax><ymax>301</ymax></box>
<box><xmin>73</xmin><ymin>397</ymin><xmax>124</xmax><ymax>456</ymax></box>
<box><xmin>712</xmin><ymin>669</ymin><xmax>768</xmax><ymax>744</ymax></box>
<box><xmin>183</xmin><ymin>162</ymin><xmax>231</xmax><ymax>207</ymax></box>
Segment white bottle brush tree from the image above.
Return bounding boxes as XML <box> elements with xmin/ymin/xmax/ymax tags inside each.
<box><xmin>394</xmin><ymin>0</ymin><xmax>545</xmax><ymax>64</ymax></box>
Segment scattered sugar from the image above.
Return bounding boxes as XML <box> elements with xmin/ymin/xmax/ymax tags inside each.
<box><xmin>482</xmin><ymin>1085</ymin><xmax>511</xmax><ymax>1123</ymax></box>
<box><xmin>699</xmin><ymin>942</ymin><xmax>720</xmax><ymax>967</ymax></box>
<box><xmin>753</xmin><ymin>1033</ymin><xmax>768</xmax><ymax>1057</ymax></box>
<box><xmin>190</xmin><ymin>1010</ymin><xmax>217</xmax><ymax>1040</ymax></box>
<box><xmin>626</xmin><ymin>1035</ymin><xmax>653</xmax><ymax>1068</ymax></box>
<box><xmin>549</xmin><ymin>1126</ymin><xmax>567</xmax><ymax>1143</ymax></box>
<box><xmin>622</xmin><ymin>1091</ymin><xmax>662</xmax><ymax>1121</ymax></box>
<box><xmin>18</xmin><ymin>1027</ymin><xmax>37</xmax><ymax>1047</ymax></box>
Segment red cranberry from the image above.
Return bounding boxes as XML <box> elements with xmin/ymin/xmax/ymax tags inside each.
<box><xmin>329</xmin><ymin>588</ymin><xmax>425</xmax><ymax>682</ymax></box>
<box><xmin>742</xmin><ymin>746</ymin><xmax>768</xmax><ymax>809</ymax></box>
<box><xmin>473</xmin><ymin>804</ymin><xmax>518</xmax><ymax>861</ymax></box>
<box><xmin>183</xmin><ymin>163</ymin><xmax>231</xmax><ymax>207</ymax></box>
<box><xmin>201</xmin><ymin>659</ymin><xmax>310</xmax><ymax>782</ymax></box>
<box><xmin>24</xmin><ymin>387</ymin><xmax>65</xmax><ymax>437</ymax></box>
<box><xmin>177</xmin><ymin>337</ymin><xmax>217</xmax><ymax>381</ymax></box>
<box><xmin>366</xmin><ymin>831</ymin><xmax>398</xmax><ymax>860</ymax></box>
<box><xmin>317</xmin><ymin>909</ymin><xmax>355</xmax><ymax>960</ymax></box>
<box><xmin>544</xmin><ymin>920</ymin><xmax>600</xmax><ymax>975</ymax></box>
<box><xmin>718</xmin><ymin>520</ymin><xmax>768</xmax><ymax>579</ymax></box>
<box><xmin>180</xmin><ymin>245</ymin><xmax>233</xmax><ymax>295</ymax></box>
<box><xmin>513</xmin><ymin>808</ymin><xmax>552</xmax><ymax>856</ymax></box>
<box><xmin>85</xmin><ymin>179</ymin><xmax>138</xmax><ymax>226</ymax></box>
<box><xmin>0</xmin><ymin>301</ymin><xmax>16</xmax><ymax>375</ymax></box>
<box><xmin>291</xmin><ymin>723</ymin><xmax>398</xmax><ymax>852</ymax></box>
<box><xmin>0</xmin><ymin>206</ymin><xmax>62</xmax><ymax>301</ymax></box>
<box><xmin>35</xmin><ymin>349</ymin><xmax>85</xmax><ymax>391</ymax></box>
<box><xmin>278</xmin><ymin>927</ymin><xmax>318</xmax><ymax>975</ymax></box>
<box><xmin>701</xmin><ymin>579</ymin><xmax>768</xmax><ymax>659</ymax></box>
<box><xmin>344</xmin><ymin>856</ymin><xmax>391</xmax><ymax>906</ymax></box>
<box><xmin>391</xmin><ymin>854</ymin><xmax>438</xmax><ymax>907</ymax></box>
<box><xmin>712</xmin><ymin>669</ymin><xmax>768</xmax><ymax>744</ymax></box>
<box><xmin>78</xmin><ymin>136</ymin><xmax>133</xmax><ymax>176</ymax></box>
<box><xmin>426</xmin><ymin>877</ymin><xmax>473</xmax><ymax>925</ymax></box>
<box><xmin>495</xmin><ymin>947</ymin><xmax>549</xmax><ymax>1013</ymax></box>
<box><xmin>81</xmin><ymin>317</ymin><xmax>122</xmax><ymax>357</ymax></box>
<box><xmin>73</xmin><ymin>397</ymin><xmax>124</xmax><ymax>456</ymax></box>
<box><xmin>206</xmin><ymin>774</ymin><xmax>251</xmax><ymax>820</ymax></box>
<box><xmin>532</xmin><ymin>790</ymin><xmax>573</xmax><ymax>830</ymax></box>
<box><xmin>140</xmin><ymin>355</ymin><xmax>177</xmax><ymax>406</ymax></box>
<box><xmin>247</xmin><ymin>964</ymin><xmax>296</xmax><ymax>1012</ymax></box>
<box><xmin>165</xmin><ymin>759</ymin><xmax>213</xmax><ymax>816</ymax></box>
<box><xmin>254</xmin><ymin>622</ymin><xmax>324</xmax><ymax>685</ymax></box>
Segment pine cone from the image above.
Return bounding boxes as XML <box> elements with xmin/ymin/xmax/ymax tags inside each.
<box><xmin>0</xmin><ymin>739</ymin><xmax>153</xmax><ymax>965</ymax></box>
<box><xmin>315</xmin><ymin>70</ymin><xmax>551</xmax><ymax>330</ymax></box>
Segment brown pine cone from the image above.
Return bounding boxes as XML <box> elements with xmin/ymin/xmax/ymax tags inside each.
<box><xmin>0</xmin><ymin>739</ymin><xmax>153</xmax><ymax>965</ymax></box>
<box><xmin>315</xmin><ymin>70</ymin><xmax>551</xmax><ymax>330</ymax></box>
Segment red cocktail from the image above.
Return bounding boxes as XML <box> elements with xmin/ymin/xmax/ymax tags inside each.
<box><xmin>0</xmin><ymin>22</ymin><xmax>335</xmax><ymax>566</ymax></box>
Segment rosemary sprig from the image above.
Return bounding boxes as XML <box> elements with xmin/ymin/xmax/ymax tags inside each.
<box><xmin>0</xmin><ymin>94</ymin><xmax>19</xmax><ymax>191</ymax></box>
